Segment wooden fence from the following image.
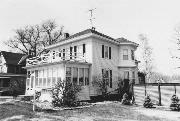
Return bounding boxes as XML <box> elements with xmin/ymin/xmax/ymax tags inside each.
<box><xmin>134</xmin><ymin>83</ymin><xmax>180</xmax><ymax>106</ymax></box>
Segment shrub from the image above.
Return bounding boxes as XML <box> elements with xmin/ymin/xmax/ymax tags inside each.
<box><xmin>143</xmin><ymin>95</ymin><xmax>153</xmax><ymax>108</ymax></box>
<box><xmin>52</xmin><ymin>79</ymin><xmax>81</xmax><ymax>107</ymax></box>
<box><xmin>170</xmin><ymin>94</ymin><xmax>180</xmax><ymax>111</ymax></box>
<box><xmin>92</xmin><ymin>75</ymin><xmax>108</xmax><ymax>99</ymax></box>
<box><xmin>121</xmin><ymin>93</ymin><xmax>131</xmax><ymax>105</ymax></box>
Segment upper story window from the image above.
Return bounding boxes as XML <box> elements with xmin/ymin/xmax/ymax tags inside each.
<box><xmin>105</xmin><ymin>46</ymin><xmax>108</xmax><ymax>58</ymax></box>
<box><xmin>123</xmin><ymin>49</ymin><xmax>128</xmax><ymax>60</ymax></box>
<box><xmin>102</xmin><ymin>45</ymin><xmax>111</xmax><ymax>59</ymax></box>
<box><xmin>131</xmin><ymin>50</ymin><xmax>135</xmax><ymax>60</ymax></box>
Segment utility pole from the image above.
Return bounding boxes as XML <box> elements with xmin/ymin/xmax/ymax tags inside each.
<box><xmin>88</xmin><ymin>8</ymin><xmax>96</xmax><ymax>29</ymax></box>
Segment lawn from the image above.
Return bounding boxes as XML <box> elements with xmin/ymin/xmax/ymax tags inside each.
<box><xmin>0</xmin><ymin>101</ymin><xmax>179</xmax><ymax>121</ymax></box>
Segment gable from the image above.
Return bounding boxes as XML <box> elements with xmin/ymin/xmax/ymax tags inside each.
<box><xmin>0</xmin><ymin>51</ymin><xmax>25</xmax><ymax>65</ymax></box>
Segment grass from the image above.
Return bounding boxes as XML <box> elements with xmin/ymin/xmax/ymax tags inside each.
<box><xmin>0</xmin><ymin>101</ymin><xmax>177</xmax><ymax>121</ymax></box>
<box><xmin>0</xmin><ymin>101</ymin><xmax>37</xmax><ymax>120</ymax></box>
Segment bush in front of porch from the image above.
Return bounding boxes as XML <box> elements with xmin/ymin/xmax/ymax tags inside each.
<box><xmin>52</xmin><ymin>79</ymin><xmax>81</xmax><ymax>107</ymax></box>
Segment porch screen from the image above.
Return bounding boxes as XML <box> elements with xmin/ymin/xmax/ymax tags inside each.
<box><xmin>52</xmin><ymin>68</ymin><xmax>57</xmax><ymax>86</ymax></box>
<box><xmin>85</xmin><ymin>68</ymin><xmax>89</xmax><ymax>85</ymax></box>
<box><xmin>48</xmin><ymin>68</ymin><xmax>52</xmax><ymax>87</ymax></box>
<box><xmin>73</xmin><ymin>67</ymin><xmax>78</xmax><ymax>85</ymax></box>
<box><xmin>79</xmin><ymin>68</ymin><xmax>84</xmax><ymax>86</ymax></box>
<box><xmin>66</xmin><ymin>67</ymin><xmax>71</xmax><ymax>83</ymax></box>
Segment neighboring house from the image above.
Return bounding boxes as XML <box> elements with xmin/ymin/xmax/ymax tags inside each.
<box><xmin>0</xmin><ymin>51</ymin><xmax>26</xmax><ymax>96</ymax></box>
<box><xmin>24</xmin><ymin>28</ymin><xmax>139</xmax><ymax>101</ymax></box>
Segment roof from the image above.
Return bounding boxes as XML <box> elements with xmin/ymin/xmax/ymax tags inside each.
<box><xmin>0</xmin><ymin>51</ymin><xmax>25</xmax><ymax>65</ymax></box>
<box><xmin>48</xmin><ymin>28</ymin><xmax>138</xmax><ymax>48</ymax></box>
<box><xmin>116</xmin><ymin>37</ymin><xmax>139</xmax><ymax>46</ymax></box>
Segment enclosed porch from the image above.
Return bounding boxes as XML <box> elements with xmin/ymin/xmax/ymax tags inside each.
<box><xmin>25</xmin><ymin>61</ymin><xmax>91</xmax><ymax>102</ymax></box>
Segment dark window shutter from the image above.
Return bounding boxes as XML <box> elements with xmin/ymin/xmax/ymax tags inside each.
<box><xmin>74</xmin><ymin>46</ymin><xmax>77</xmax><ymax>58</ymax></box>
<box><xmin>109</xmin><ymin>47</ymin><xmax>111</xmax><ymax>59</ymax></box>
<box><xmin>63</xmin><ymin>49</ymin><xmax>65</xmax><ymax>60</ymax></box>
<box><xmin>110</xmin><ymin>70</ymin><xmax>112</xmax><ymax>88</ymax></box>
<box><xmin>102</xmin><ymin>45</ymin><xmax>104</xmax><ymax>58</ymax></box>
<box><xmin>70</xmin><ymin>47</ymin><xmax>73</xmax><ymax>59</ymax></box>
<box><xmin>83</xmin><ymin>44</ymin><xmax>86</xmax><ymax>54</ymax></box>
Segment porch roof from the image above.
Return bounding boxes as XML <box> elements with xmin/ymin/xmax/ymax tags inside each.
<box><xmin>24</xmin><ymin>60</ymin><xmax>91</xmax><ymax>69</ymax></box>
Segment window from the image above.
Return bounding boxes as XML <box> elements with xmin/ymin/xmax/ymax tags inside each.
<box><xmin>102</xmin><ymin>45</ymin><xmax>111</xmax><ymax>59</ymax></box>
<box><xmin>132</xmin><ymin>71</ymin><xmax>135</xmax><ymax>84</ymax></box>
<box><xmin>66</xmin><ymin>67</ymin><xmax>71</xmax><ymax>83</ymax></box>
<box><xmin>131</xmin><ymin>50</ymin><xmax>135</xmax><ymax>60</ymax></box>
<box><xmin>105</xmin><ymin>46</ymin><xmax>108</xmax><ymax>58</ymax></box>
<box><xmin>35</xmin><ymin>70</ymin><xmax>38</xmax><ymax>87</ymax></box>
<box><xmin>73</xmin><ymin>68</ymin><xmax>78</xmax><ymax>85</ymax></box>
<box><xmin>39</xmin><ymin>70</ymin><xmax>43</xmax><ymax>87</ymax></box>
<box><xmin>84</xmin><ymin>68</ymin><xmax>89</xmax><ymax>85</ymax></box>
<box><xmin>124</xmin><ymin>71</ymin><xmax>129</xmax><ymax>79</ymax></box>
<box><xmin>102</xmin><ymin>69</ymin><xmax>112</xmax><ymax>88</ymax></box>
<box><xmin>52</xmin><ymin>68</ymin><xmax>57</xmax><ymax>86</ymax></box>
<box><xmin>123</xmin><ymin>49</ymin><xmax>128</xmax><ymax>60</ymax></box>
<box><xmin>47</xmin><ymin>68</ymin><xmax>52</xmax><ymax>87</ymax></box>
<box><xmin>79</xmin><ymin>68</ymin><xmax>84</xmax><ymax>86</ymax></box>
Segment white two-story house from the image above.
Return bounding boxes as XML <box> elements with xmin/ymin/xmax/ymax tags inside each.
<box><xmin>24</xmin><ymin>28</ymin><xmax>139</xmax><ymax>101</ymax></box>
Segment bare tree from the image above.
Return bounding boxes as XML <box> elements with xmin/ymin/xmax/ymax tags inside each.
<box><xmin>4</xmin><ymin>20</ymin><xmax>64</xmax><ymax>56</ymax></box>
<box><xmin>139</xmin><ymin>34</ymin><xmax>153</xmax><ymax>84</ymax></box>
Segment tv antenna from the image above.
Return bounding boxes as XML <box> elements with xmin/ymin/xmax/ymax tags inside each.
<box><xmin>88</xmin><ymin>8</ymin><xmax>96</xmax><ymax>30</ymax></box>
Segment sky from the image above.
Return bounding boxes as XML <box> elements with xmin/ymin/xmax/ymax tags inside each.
<box><xmin>1</xmin><ymin>0</ymin><xmax>180</xmax><ymax>75</ymax></box>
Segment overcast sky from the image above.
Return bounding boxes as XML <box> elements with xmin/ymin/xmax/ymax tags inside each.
<box><xmin>1</xmin><ymin>0</ymin><xmax>180</xmax><ymax>75</ymax></box>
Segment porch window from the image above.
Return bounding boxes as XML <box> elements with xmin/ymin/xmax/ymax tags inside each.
<box><xmin>35</xmin><ymin>70</ymin><xmax>38</xmax><ymax>87</ymax></box>
<box><xmin>48</xmin><ymin>68</ymin><xmax>52</xmax><ymax>87</ymax></box>
<box><xmin>52</xmin><ymin>68</ymin><xmax>57</xmax><ymax>86</ymax></box>
<box><xmin>73</xmin><ymin>67</ymin><xmax>78</xmax><ymax>85</ymax></box>
<box><xmin>66</xmin><ymin>67</ymin><xmax>71</xmax><ymax>83</ymax></box>
<box><xmin>132</xmin><ymin>71</ymin><xmax>135</xmax><ymax>83</ymax></box>
<box><xmin>123</xmin><ymin>49</ymin><xmax>128</xmax><ymax>60</ymax></box>
<box><xmin>43</xmin><ymin>69</ymin><xmax>48</xmax><ymax>87</ymax></box>
<box><xmin>39</xmin><ymin>70</ymin><xmax>43</xmax><ymax>87</ymax></box>
<box><xmin>84</xmin><ymin>68</ymin><xmax>89</xmax><ymax>85</ymax></box>
<box><xmin>79</xmin><ymin>68</ymin><xmax>84</xmax><ymax>86</ymax></box>
<box><xmin>124</xmin><ymin>71</ymin><xmax>129</xmax><ymax>79</ymax></box>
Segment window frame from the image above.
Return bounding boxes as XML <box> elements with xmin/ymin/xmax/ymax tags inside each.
<box><xmin>123</xmin><ymin>49</ymin><xmax>128</xmax><ymax>60</ymax></box>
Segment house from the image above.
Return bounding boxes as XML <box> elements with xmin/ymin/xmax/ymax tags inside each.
<box><xmin>0</xmin><ymin>51</ymin><xmax>27</xmax><ymax>96</ymax></box>
<box><xmin>24</xmin><ymin>28</ymin><xmax>139</xmax><ymax>101</ymax></box>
